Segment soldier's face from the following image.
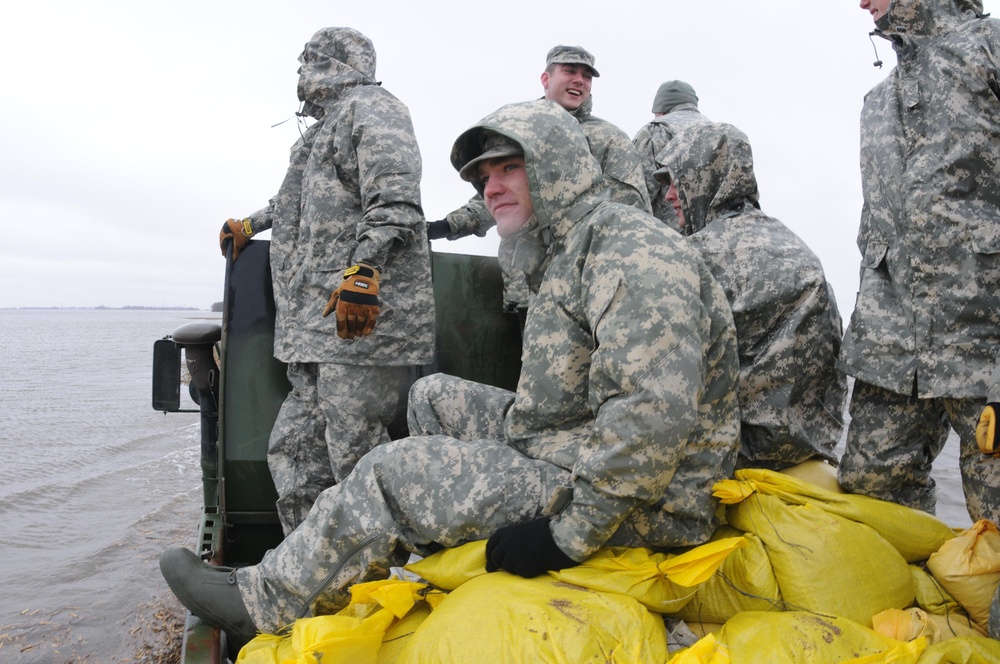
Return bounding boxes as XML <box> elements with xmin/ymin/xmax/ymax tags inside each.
<box><xmin>541</xmin><ymin>64</ymin><xmax>593</xmax><ymax>112</ymax></box>
<box><xmin>665</xmin><ymin>182</ymin><xmax>686</xmax><ymax>230</ymax></box>
<box><xmin>480</xmin><ymin>156</ymin><xmax>534</xmax><ymax>239</ymax></box>
<box><xmin>860</xmin><ymin>0</ymin><xmax>891</xmax><ymax>20</ymax></box>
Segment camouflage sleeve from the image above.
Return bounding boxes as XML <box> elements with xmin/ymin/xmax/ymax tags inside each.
<box><xmin>593</xmin><ymin>124</ymin><xmax>653</xmax><ymax>214</ymax></box>
<box><xmin>348</xmin><ymin>90</ymin><xmax>424</xmax><ymax>269</ymax></box>
<box><xmin>443</xmin><ymin>194</ymin><xmax>495</xmax><ymax>239</ymax></box>
<box><xmin>631</xmin><ymin>124</ymin><xmax>662</xmax><ymax>208</ymax></box>
<box><xmin>988</xmin><ymin>360</ymin><xmax>1000</xmax><ymax>403</ymax></box>
<box><xmin>551</xmin><ymin>242</ymin><xmax>710</xmax><ymax>560</ymax></box>
<box><xmin>245</xmin><ymin>203</ymin><xmax>274</xmax><ymax>235</ymax></box>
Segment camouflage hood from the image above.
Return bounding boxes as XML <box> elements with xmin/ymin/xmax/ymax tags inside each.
<box><xmin>452</xmin><ymin>100</ymin><xmax>605</xmax><ymax>288</ymax></box>
<box><xmin>297</xmin><ymin>27</ymin><xmax>378</xmax><ymax>119</ymax></box>
<box><xmin>451</xmin><ymin>99</ymin><xmax>605</xmax><ymax>238</ymax></box>
<box><xmin>875</xmin><ymin>0</ymin><xmax>984</xmax><ymax>39</ymax></box>
<box><xmin>658</xmin><ymin>122</ymin><xmax>759</xmax><ymax>235</ymax></box>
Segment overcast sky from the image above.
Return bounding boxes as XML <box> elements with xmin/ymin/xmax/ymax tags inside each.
<box><xmin>3</xmin><ymin>1</ymin><xmax>997</xmax><ymax>313</ymax></box>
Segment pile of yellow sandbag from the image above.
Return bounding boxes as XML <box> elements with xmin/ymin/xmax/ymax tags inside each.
<box><xmin>234</xmin><ymin>466</ymin><xmax>1000</xmax><ymax>664</ymax></box>
<box><xmin>664</xmin><ymin>468</ymin><xmax>1000</xmax><ymax>663</ymax></box>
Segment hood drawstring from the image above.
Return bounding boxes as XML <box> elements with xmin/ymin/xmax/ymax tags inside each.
<box><xmin>869</xmin><ymin>31</ymin><xmax>884</xmax><ymax>68</ymax></box>
<box><xmin>270</xmin><ymin>101</ymin><xmax>311</xmax><ymax>140</ymax></box>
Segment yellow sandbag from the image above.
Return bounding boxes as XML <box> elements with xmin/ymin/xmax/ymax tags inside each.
<box><xmin>911</xmin><ymin>564</ymin><xmax>963</xmax><ymax>616</ymax></box>
<box><xmin>237</xmin><ymin>634</ymin><xmax>295</xmax><ymax>664</ymax></box>
<box><xmin>407</xmin><ymin>537</ymin><xmax>746</xmax><ymax>613</ymax></box>
<box><xmin>404</xmin><ymin>540</ymin><xmax>487</xmax><ymax>590</ymax></box>
<box><xmin>874</xmin><ymin>608</ymin><xmax>943</xmax><ymax>644</ymax></box>
<box><xmin>236</xmin><ymin>578</ymin><xmax>427</xmax><ymax>664</ymax></box>
<box><xmin>395</xmin><ymin>571</ymin><xmax>668</xmax><ymax>664</ymax></box>
<box><xmin>912</xmin><ymin>636</ymin><xmax>1000</xmax><ymax>663</ymax></box>
<box><xmin>672</xmin><ymin>527</ymin><xmax>782</xmax><ymax>623</ymax></box>
<box><xmin>840</xmin><ymin>638</ymin><xmax>927</xmax><ymax>664</ymax></box>
<box><xmin>716</xmin><ymin>468</ymin><xmax>956</xmax><ymax>562</ymax></box>
<box><xmin>725</xmin><ymin>491</ymin><xmax>914</xmax><ymax>626</ymax></box>
<box><xmin>550</xmin><ymin>538</ymin><xmax>747</xmax><ymax>613</ymax></box>
<box><xmin>874</xmin><ymin>606</ymin><xmax>987</xmax><ymax>644</ymax></box>
<box><xmin>685</xmin><ymin>622</ymin><xmax>724</xmax><ymax>640</ymax></box>
<box><xmin>675</xmin><ymin>611</ymin><xmax>914</xmax><ymax>664</ymax></box>
<box><xmin>779</xmin><ymin>459</ymin><xmax>844</xmax><ymax>493</ymax></box>
<box><xmin>926</xmin><ymin>520</ymin><xmax>1000</xmax><ymax>630</ymax></box>
<box><xmin>236</xmin><ymin>608</ymin><xmax>394</xmax><ymax>664</ymax></box>
<box><xmin>377</xmin><ymin>604</ymin><xmax>431</xmax><ymax>664</ymax></box>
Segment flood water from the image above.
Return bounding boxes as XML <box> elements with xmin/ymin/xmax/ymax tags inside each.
<box><xmin>0</xmin><ymin>308</ymin><xmax>976</xmax><ymax>662</ymax></box>
<box><xmin>0</xmin><ymin>309</ymin><xmax>208</xmax><ymax>662</ymax></box>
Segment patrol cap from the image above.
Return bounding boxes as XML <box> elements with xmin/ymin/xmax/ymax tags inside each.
<box><xmin>458</xmin><ymin>132</ymin><xmax>524</xmax><ymax>183</ymax></box>
<box><xmin>652</xmin><ymin>165</ymin><xmax>672</xmax><ymax>184</ymax></box>
<box><xmin>652</xmin><ymin>80</ymin><xmax>698</xmax><ymax>114</ymax></box>
<box><xmin>545</xmin><ymin>45</ymin><xmax>601</xmax><ymax>77</ymax></box>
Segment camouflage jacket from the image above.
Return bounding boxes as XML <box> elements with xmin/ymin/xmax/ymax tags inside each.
<box><xmin>443</xmin><ymin>96</ymin><xmax>651</xmax><ymax>240</ymax></box>
<box><xmin>451</xmin><ymin>100</ymin><xmax>741</xmax><ymax>560</ymax></box>
<box><xmin>839</xmin><ymin>0</ymin><xmax>1000</xmax><ymax>398</ymax></box>
<box><xmin>661</xmin><ymin>122</ymin><xmax>847</xmax><ymax>468</ymax></box>
<box><xmin>246</xmin><ymin>28</ymin><xmax>434</xmax><ymax>365</ymax></box>
<box><xmin>631</xmin><ymin>104</ymin><xmax>710</xmax><ymax>231</ymax></box>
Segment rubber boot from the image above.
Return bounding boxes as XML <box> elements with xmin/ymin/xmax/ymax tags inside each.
<box><xmin>159</xmin><ymin>548</ymin><xmax>258</xmax><ymax>651</ymax></box>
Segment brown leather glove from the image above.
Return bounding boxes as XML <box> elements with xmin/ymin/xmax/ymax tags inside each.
<box><xmin>977</xmin><ymin>403</ymin><xmax>1000</xmax><ymax>456</ymax></box>
<box><xmin>219</xmin><ymin>218</ymin><xmax>254</xmax><ymax>261</ymax></box>
<box><xmin>323</xmin><ymin>264</ymin><xmax>380</xmax><ymax>339</ymax></box>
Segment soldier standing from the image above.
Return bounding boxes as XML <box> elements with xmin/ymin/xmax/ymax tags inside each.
<box><xmin>218</xmin><ymin>27</ymin><xmax>435</xmax><ymax>535</ymax></box>
<box><xmin>838</xmin><ymin>0</ymin><xmax>1000</xmax><ymax>527</ymax></box>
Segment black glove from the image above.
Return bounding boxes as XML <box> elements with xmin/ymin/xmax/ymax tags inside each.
<box><xmin>485</xmin><ymin>517</ymin><xmax>578</xmax><ymax>578</ymax></box>
<box><xmin>977</xmin><ymin>402</ymin><xmax>1000</xmax><ymax>456</ymax></box>
<box><xmin>426</xmin><ymin>219</ymin><xmax>451</xmax><ymax>240</ymax></box>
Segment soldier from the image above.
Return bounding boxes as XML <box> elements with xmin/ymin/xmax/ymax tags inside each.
<box><xmin>161</xmin><ymin>99</ymin><xmax>741</xmax><ymax>647</ymax></box>
<box><xmin>838</xmin><ymin>0</ymin><xmax>1000</xmax><ymax>527</ymax></box>
<box><xmin>217</xmin><ymin>27</ymin><xmax>435</xmax><ymax>535</ymax></box>
<box><xmin>633</xmin><ymin>80</ymin><xmax>710</xmax><ymax>232</ymax></box>
<box><xmin>655</xmin><ymin>121</ymin><xmax>847</xmax><ymax>469</ymax></box>
<box><xmin>427</xmin><ymin>45</ymin><xmax>651</xmax><ymax>311</ymax></box>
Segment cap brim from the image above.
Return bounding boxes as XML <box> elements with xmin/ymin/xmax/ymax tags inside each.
<box><xmin>550</xmin><ymin>59</ymin><xmax>600</xmax><ymax>77</ymax></box>
<box><xmin>458</xmin><ymin>145</ymin><xmax>524</xmax><ymax>182</ymax></box>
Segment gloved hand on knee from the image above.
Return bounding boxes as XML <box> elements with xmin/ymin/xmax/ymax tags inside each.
<box><xmin>485</xmin><ymin>517</ymin><xmax>578</xmax><ymax>578</ymax></box>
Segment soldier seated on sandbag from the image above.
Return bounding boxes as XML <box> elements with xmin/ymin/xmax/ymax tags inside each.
<box><xmin>159</xmin><ymin>98</ymin><xmax>742</xmax><ymax>650</ymax></box>
<box><xmin>654</xmin><ymin>121</ymin><xmax>847</xmax><ymax>472</ymax></box>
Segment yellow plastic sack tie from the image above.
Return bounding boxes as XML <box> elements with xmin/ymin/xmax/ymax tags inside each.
<box><xmin>665</xmin><ymin>633</ymin><xmax>730</xmax><ymax>664</ymax></box>
<box><xmin>404</xmin><ymin>540</ymin><xmax>488</xmax><ymax>591</ymax></box>
<box><xmin>711</xmin><ymin>478</ymin><xmax>757</xmax><ymax>505</ymax></box>
<box><xmin>349</xmin><ymin>579</ymin><xmax>427</xmax><ymax>619</ymax></box>
<box><xmin>659</xmin><ymin>536</ymin><xmax>749</xmax><ymax>587</ymax></box>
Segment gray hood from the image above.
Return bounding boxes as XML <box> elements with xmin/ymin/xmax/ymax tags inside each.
<box><xmin>297</xmin><ymin>27</ymin><xmax>378</xmax><ymax>119</ymax></box>
<box><xmin>658</xmin><ymin>122</ymin><xmax>760</xmax><ymax>235</ymax></box>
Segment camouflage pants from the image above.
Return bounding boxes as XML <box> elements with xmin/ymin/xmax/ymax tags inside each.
<box><xmin>240</xmin><ymin>373</ymin><xmax>719</xmax><ymax>631</ymax></box>
<box><xmin>239</xmin><ymin>437</ymin><xmax>570</xmax><ymax>631</ymax></box>
<box><xmin>406</xmin><ymin>372</ymin><xmax>514</xmax><ymax>440</ymax></box>
<box><xmin>838</xmin><ymin>380</ymin><xmax>1000</xmax><ymax>524</ymax></box>
<box><xmin>267</xmin><ymin>362</ymin><xmax>409</xmax><ymax>535</ymax></box>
